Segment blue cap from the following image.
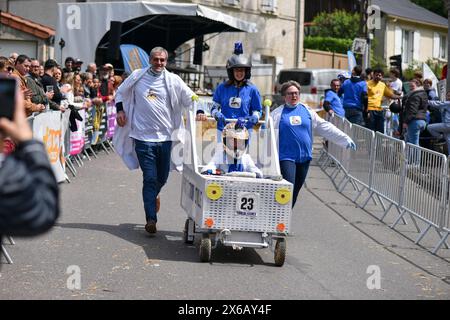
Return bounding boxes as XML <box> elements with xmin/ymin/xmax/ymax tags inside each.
<box><xmin>234</xmin><ymin>42</ymin><xmax>243</xmax><ymax>55</ymax></box>
<box><xmin>235</xmin><ymin>117</ymin><xmax>246</xmax><ymax>130</ymax></box>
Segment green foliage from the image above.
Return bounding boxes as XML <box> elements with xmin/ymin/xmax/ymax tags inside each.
<box><xmin>304</xmin><ymin>36</ymin><xmax>353</xmax><ymax>54</ymax></box>
<box><xmin>410</xmin><ymin>0</ymin><xmax>447</xmax><ymax>18</ymax></box>
<box><xmin>312</xmin><ymin>10</ymin><xmax>361</xmax><ymax>39</ymax></box>
<box><xmin>425</xmin><ymin>58</ymin><xmax>445</xmax><ymax>79</ymax></box>
<box><xmin>403</xmin><ymin>60</ymin><xmax>422</xmax><ymax>80</ymax></box>
<box><xmin>402</xmin><ymin>59</ymin><xmax>445</xmax><ymax>81</ymax></box>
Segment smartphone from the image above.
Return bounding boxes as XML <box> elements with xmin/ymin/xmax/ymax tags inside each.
<box><xmin>0</xmin><ymin>77</ymin><xmax>17</xmax><ymax>120</ymax></box>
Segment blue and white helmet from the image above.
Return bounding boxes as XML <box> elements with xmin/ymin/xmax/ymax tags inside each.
<box><xmin>338</xmin><ymin>71</ymin><xmax>351</xmax><ymax>81</ymax></box>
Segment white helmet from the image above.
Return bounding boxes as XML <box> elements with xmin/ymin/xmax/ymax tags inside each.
<box><xmin>222</xmin><ymin>121</ymin><xmax>249</xmax><ymax>159</ymax></box>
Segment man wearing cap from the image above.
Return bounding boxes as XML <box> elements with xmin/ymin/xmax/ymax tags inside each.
<box><xmin>73</xmin><ymin>59</ymin><xmax>83</xmax><ymax>73</ymax></box>
<box><xmin>99</xmin><ymin>63</ymin><xmax>114</xmax><ymax>102</ymax></box>
<box><xmin>113</xmin><ymin>46</ymin><xmax>197</xmax><ymax>235</ymax></box>
<box><xmin>63</xmin><ymin>57</ymin><xmax>74</xmax><ymax>75</ymax></box>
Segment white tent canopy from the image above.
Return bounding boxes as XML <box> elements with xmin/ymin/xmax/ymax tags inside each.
<box><xmin>56</xmin><ymin>1</ymin><xmax>257</xmax><ymax>66</ymax></box>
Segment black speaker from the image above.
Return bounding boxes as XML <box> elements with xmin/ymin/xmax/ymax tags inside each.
<box><xmin>108</xmin><ymin>21</ymin><xmax>122</xmax><ymax>61</ymax></box>
<box><xmin>193</xmin><ymin>36</ymin><xmax>203</xmax><ymax>66</ymax></box>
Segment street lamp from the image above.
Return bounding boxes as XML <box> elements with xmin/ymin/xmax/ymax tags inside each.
<box><xmin>59</xmin><ymin>38</ymin><xmax>66</xmax><ymax>64</ymax></box>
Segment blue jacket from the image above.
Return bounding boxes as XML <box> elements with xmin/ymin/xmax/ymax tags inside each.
<box><xmin>323</xmin><ymin>89</ymin><xmax>345</xmax><ymax>117</ymax></box>
<box><xmin>339</xmin><ymin>77</ymin><xmax>368</xmax><ymax>111</ymax></box>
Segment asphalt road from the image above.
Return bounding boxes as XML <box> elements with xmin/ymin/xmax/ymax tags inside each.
<box><xmin>1</xmin><ymin>149</ymin><xmax>449</xmax><ymax>300</ymax></box>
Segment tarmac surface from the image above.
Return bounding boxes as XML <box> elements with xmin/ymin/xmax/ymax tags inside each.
<box><xmin>1</xmin><ymin>146</ymin><xmax>449</xmax><ymax>300</ymax></box>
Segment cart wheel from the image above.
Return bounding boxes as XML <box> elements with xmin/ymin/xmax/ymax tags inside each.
<box><xmin>183</xmin><ymin>219</ymin><xmax>194</xmax><ymax>244</ymax></box>
<box><xmin>199</xmin><ymin>235</ymin><xmax>212</xmax><ymax>262</ymax></box>
<box><xmin>274</xmin><ymin>238</ymin><xmax>286</xmax><ymax>267</ymax></box>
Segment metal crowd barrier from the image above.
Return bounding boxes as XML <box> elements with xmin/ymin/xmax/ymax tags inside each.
<box><xmin>319</xmin><ymin>117</ymin><xmax>450</xmax><ymax>256</ymax></box>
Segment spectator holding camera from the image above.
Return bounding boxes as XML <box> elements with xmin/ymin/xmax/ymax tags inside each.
<box><xmin>0</xmin><ymin>89</ymin><xmax>59</xmax><ymax>239</ymax></box>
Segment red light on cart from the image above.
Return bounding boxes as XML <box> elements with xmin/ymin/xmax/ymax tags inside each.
<box><xmin>276</xmin><ymin>223</ymin><xmax>285</xmax><ymax>232</ymax></box>
<box><xmin>205</xmin><ymin>218</ymin><xmax>214</xmax><ymax>228</ymax></box>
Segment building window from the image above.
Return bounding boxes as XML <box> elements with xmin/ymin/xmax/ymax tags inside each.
<box><xmin>401</xmin><ymin>29</ymin><xmax>420</xmax><ymax>64</ymax></box>
<box><xmin>222</xmin><ymin>0</ymin><xmax>240</xmax><ymax>7</ymax></box>
<box><xmin>261</xmin><ymin>0</ymin><xmax>277</xmax><ymax>13</ymax></box>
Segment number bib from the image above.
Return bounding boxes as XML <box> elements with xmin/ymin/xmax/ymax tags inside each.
<box><xmin>236</xmin><ymin>192</ymin><xmax>260</xmax><ymax>217</ymax></box>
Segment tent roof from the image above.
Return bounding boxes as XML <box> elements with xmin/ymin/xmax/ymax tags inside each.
<box><xmin>56</xmin><ymin>2</ymin><xmax>257</xmax><ymax>66</ymax></box>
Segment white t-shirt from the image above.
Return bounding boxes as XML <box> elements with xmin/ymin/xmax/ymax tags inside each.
<box><xmin>130</xmin><ymin>71</ymin><xmax>173</xmax><ymax>142</ymax></box>
<box><xmin>390</xmin><ymin>78</ymin><xmax>403</xmax><ymax>94</ymax></box>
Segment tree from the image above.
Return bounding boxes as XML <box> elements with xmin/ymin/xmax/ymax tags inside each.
<box><xmin>312</xmin><ymin>10</ymin><xmax>360</xmax><ymax>40</ymax></box>
<box><xmin>411</xmin><ymin>0</ymin><xmax>447</xmax><ymax>18</ymax></box>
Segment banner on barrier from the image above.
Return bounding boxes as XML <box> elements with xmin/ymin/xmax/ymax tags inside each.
<box><xmin>91</xmin><ymin>104</ymin><xmax>109</xmax><ymax>145</ymax></box>
<box><xmin>70</xmin><ymin>109</ymin><xmax>86</xmax><ymax>156</ymax></box>
<box><xmin>32</xmin><ymin>111</ymin><xmax>66</xmax><ymax>182</ymax></box>
<box><xmin>106</xmin><ymin>101</ymin><xmax>117</xmax><ymax>139</ymax></box>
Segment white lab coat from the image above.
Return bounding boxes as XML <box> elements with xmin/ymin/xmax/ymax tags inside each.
<box><xmin>271</xmin><ymin>104</ymin><xmax>352</xmax><ymax>149</ymax></box>
<box><xmin>113</xmin><ymin>67</ymin><xmax>194</xmax><ymax>170</ymax></box>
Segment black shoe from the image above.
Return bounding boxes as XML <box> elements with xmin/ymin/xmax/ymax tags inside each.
<box><xmin>145</xmin><ymin>220</ymin><xmax>157</xmax><ymax>234</ymax></box>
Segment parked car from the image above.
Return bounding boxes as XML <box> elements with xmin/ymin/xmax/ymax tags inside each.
<box><xmin>272</xmin><ymin>68</ymin><xmax>347</xmax><ymax>109</ymax></box>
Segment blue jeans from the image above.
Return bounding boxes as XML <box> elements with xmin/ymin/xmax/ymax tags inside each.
<box><xmin>406</xmin><ymin>120</ymin><xmax>426</xmax><ymax>166</ymax></box>
<box><xmin>280</xmin><ymin>160</ymin><xmax>311</xmax><ymax>208</ymax></box>
<box><xmin>344</xmin><ymin>108</ymin><xmax>364</xmax><ymax>126</ymax></box>
<box><xmin>427</xmin><ymin>122</ymin><xmax>450</xmax><ymax>155</ymax></box>
<box><xmin>134</xmin><ymin>140</ymin><xmax>172</xmax><ymax>222</ymax></box>
<box><xmin>406</xmin><ymin>120</ymin><xmax>426</xmax><ymax>146</ymax></box>
<box><xmin>367</xmin><ymin>110</ymin><xmax>385</xmax><ymax>133</ymax></box>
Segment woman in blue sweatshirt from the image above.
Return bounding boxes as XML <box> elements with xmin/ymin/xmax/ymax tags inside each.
<box><xmin>272</xmin><ymin>81</ymin><xmax>356</xmax><ymax>208</ymax></box>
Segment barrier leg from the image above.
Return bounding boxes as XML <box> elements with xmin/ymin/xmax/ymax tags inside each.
<box><xmin>105</xmin><ymin>140</ymin><xmax>116</xmax><ymax>153</ymax></box>
<box><xmin>66</xmin><ymin>158</ymin><xmax>77</xmax><ymax>177</ymax></box>
<box><xmin>435</xmin><ymin>229</ymin><xmax>449</xmax><ymax>249</ymax></box>
<box><xmin>76</xmin><ymin>154</ymin><xmax>84</xmax><ymax>167</ymax></box>
<box><xmin>380</xmin><ymin>202</ymin><xmax>394</xmax><ymax>221</ymax></box>
<box><xmin>101</xmin><ymin>142</ymin><xmax>110</xmax><ymax>155</ymax></box>
<box><xmin>375</xmin><ymin>193</ymin><xmax>387</xmax><ymax>212</ymax></box>
<box><xmin>353</xmin><ymin>184</ymin><xmax>367</xmax><ymax>203</ymax></box>
<box><xmin>88</xmin><ymin>146</ymin><xmax>98</xmax><ymax>159</ymax></box>
<box><xmin>7</xmin><ymin>236</ymin><xmax>15</xmax><ymax>245</ymax></box>
<box><xmin>1</xmin><ymin>244</ymin><xmax>13</xmax><ymax>264</ymax></box>
<box><xmin>391</xmin><ymin>209</ymin><xmax>407</xmax><ymax>229</ymax></box>
<box><xmin>415</xmin><ymin>224</ymin><xmax>432</xmax><ymax>245</ymax></box>
<box><xmin>361</xmin><ymin>191</ymin><xmax>375</xmax><ymax>209</ymax></box>
<box><xmin>83</xmin><ymin>150</ymin><xmax>92</xmax><ymax>161</ymax></box>
<box><xmin>432</xmin><ymin>231</ymin><xmax>449</xmax><ymax>254</ymax></box>
<box><xmin>407</xmin><ymin>213</ymin><xmax>421</xmax><ymax>233</ymax></box>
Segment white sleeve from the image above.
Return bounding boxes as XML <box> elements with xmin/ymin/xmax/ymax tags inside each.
<box><xmin>309</xmin><ymin>108</ymin><xmax>352</xmax><ymax>148</ymax></box>
<box><xmin>174</xmin><ymin>74</ymin><xmax>195</xmax><ymax>109</ymax></box>
<box><xmin>243</xmin><ymin>155</ymin><xmax>263</xmax><ymax>178</ymax></box>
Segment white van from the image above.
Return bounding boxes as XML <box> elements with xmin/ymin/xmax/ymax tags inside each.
<box><xmin>272</xmin><ymin>68</ymin><xmax>347</xmax><ymax>109</ymax></box>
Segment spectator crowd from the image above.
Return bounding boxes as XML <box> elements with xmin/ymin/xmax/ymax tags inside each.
<box><xmin>1</xmin><ymin>52</ymin><xmax>127</xmax><ymax>155</ymax></box>
<box><xmin>322</xmin><ymin>65</ymin><xmax>449</xmax><ymax>156</ymax></box>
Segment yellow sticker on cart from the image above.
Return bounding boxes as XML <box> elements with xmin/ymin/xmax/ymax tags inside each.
<box><xmin>206</xmin><ymin>183</ymin><xmax>223</xmax><ymax>201</ymax></box>
<box><xmin>275</xmin><ymin>188</ymin><xmax>291</xmax><ymax>205</ymax></box>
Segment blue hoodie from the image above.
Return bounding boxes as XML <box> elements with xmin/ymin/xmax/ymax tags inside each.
<box><xmin>339</xmin><ymin>77</ymin><xmax>368</xmax><ymax>111</ymax></box>
<box><xmin>323</xmin><ymin>89</ymin><xmax>345</xmax><ymax>117</ymax></box>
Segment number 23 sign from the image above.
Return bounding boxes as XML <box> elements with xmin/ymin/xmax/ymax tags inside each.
<box><xmin>236</xmin><ymin>192</ymin><xmax>260</xmax><ymax>217</ymax></box>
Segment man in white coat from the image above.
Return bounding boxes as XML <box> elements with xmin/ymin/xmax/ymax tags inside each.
<box><xmin>113</xmin><ymin>47</ymin><xmax>196</xmax><ymax>234</ymax></box>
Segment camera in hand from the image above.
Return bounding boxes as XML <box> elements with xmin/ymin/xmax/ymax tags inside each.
<box><xmin>0</xmin><ymin>77</ymin><xmax>17</xmax><ymax>120</ymax></box>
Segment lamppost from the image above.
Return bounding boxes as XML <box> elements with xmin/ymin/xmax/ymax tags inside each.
<box><xmin>59</xmin><ymin>38</ymin><xmax>65</xmax><ymax>64</ymax></box>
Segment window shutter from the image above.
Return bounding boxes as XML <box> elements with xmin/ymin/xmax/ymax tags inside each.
<box><xmin>413</xmin><ymin>30</ymin><xmax>420</xmax><ymax>61</ymax></box>
<box><xmin>394</xmin><ymin>27</ymin><xmax>402</xmax><ymax>55</ymax></box>
<box><xmin>433</xmin><ymin>32</ymin><xmax>440</xmax><ymax>59</ymax></box>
